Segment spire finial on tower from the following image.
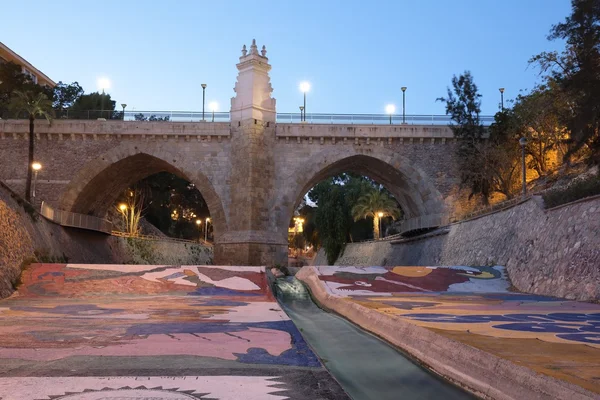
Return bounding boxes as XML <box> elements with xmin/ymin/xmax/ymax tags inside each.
<box><xmin>250</xmin><ymin>39</ymin><xmax>258</xmax><ymax>55</ymax></box>
<box><xmin>261</xmin><ymin>45</ymin><xmax>267</xmax><ymax>57</ymax></box>
<box><xmin>241</xmin><ymin>44</ymin><xmax>247</xmax><ymax>56</ymax></box>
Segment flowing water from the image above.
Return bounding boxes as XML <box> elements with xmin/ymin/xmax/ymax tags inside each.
<box><xmin>273</xmin><ymin>276</ymin><xmax>475</xmax><ymax>400</ymax></box>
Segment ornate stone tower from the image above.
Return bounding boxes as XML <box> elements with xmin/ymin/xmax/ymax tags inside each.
<box><xmin>230</xmin><ymin>39</ymin><xmax>276</xmax><ymax>123</ymax></box>
<box><xmin>214</xmin><ymin>40</ymin><xmax>287</xmax><ymax>266</ymax></box>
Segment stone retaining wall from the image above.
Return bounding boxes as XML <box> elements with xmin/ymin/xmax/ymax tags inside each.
<box><xmin>0</xmin><ymin>184</ymin><xmax>212</xmax><ymax>299</ymax></box>
<box><xmin>324</xmin><ymin>196</ymin><xmax>600</xmax><ymax>301</ymax></box>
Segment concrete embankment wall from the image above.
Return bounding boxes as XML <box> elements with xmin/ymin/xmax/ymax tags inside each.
<box><xmin>317</xmin><ymin>196</ymin><xmax>600</xmax><ymax>301</ymax></box>
<box><xmin>0</xmin><ymin>184</ymin><xmax>212</xmax><ymax>299</ymax></box>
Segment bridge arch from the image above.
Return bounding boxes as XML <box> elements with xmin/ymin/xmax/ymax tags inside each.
<box><xmin>59</xmin><ymin>143</ymin><xmax>227</xmax><ymax>239</ymax></box>
<box><xmin>276</xmin><ymin>147</ymin><xmax>446</xmax><ymax>238</ymax></box>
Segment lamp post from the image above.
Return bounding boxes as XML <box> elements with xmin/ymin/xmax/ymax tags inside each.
<box><xmin>377</xmin><ymin>212</ymin><xmax>384</xmax><ymax>239</ymax></box>
<box><xmin>205</xmin><ymin>217</ymin><xmax>211</xmax><ymax>243</ymax></box>
<box><xmin>31</xmin><ymin>162</ymin><xmax>41</xmax><ymax>199</ymax></box>
<box><xmin>401</xmin><ymin>87</ymin><xmax>407</xmax><ymax>124</ymax></box>
<box><xmin>201</xmin><ymin>84</ymin><xmax>207</xmax><ymax>121</ymax></box>
<box><xmin>385</xmin><ymin>104</ymin><xmax>396</xmax><ymax>125</ymax></box>
<box><xmin>499</xmin><ymin>88</ymin><xmax>505</xmax><ymax>111</ymax></box>
<box><xmin>299</xmin><ymin>106</ymin><xmax>304</xmax><ymax>122</ymax></box>
<box><xmin>300</xmin><ymin>82</ymin><xmax>310</xmax><ymax>122</ymax></box>
<box><xmin>118</xmin><ymin>203</ymin><xmax>127</xmax><ymax>232</ymax></box>
<box><xmin>519</xmin><ymin>137</ymin><xmax>528</xmax><ymax>197</ymax></box>
<box><xmin>209</xmin><ymin>102</ymin><xmax>218</xmax><ymax>122</ymax></box>
<box><xmin>196</xmin><ymin>219</ymin><xmax>202</xmax><ymax>243</ymax></box>
<box><xmin>121</xmin><ymin>103</ymin><xmax>127</xmax><ymax>121</ymax></box>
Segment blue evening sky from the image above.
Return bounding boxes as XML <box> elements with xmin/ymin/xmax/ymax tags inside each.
<box><xmin>0</xmin><ymin>0</ymin><xmax>570</xmax><ymax>116</ymax></box>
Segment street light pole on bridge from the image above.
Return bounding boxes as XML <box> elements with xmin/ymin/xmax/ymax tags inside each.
<box><xmin>401</xmin><ymin>87</ymin><xmax>407</xmax><ymax>124</ymax></box>
<box><xmin>201</xmin><ymin>84</ymin><xmax>207</xmax><ymax>121</ymax></box>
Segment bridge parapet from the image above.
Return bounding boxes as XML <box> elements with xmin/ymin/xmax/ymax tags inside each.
<box><xmin>275</xmin><ymin>123</ymin><xmax>459</xmax><ymax>145</ymax></box>
<box><xmin>0</xmin><ymin>120</ymin><xmax>231</xmax><ymax>140</ymax></box>
<box><xmin>276</xmin><ymin>123</ymin><xmax>454</xmax><ymax>139</ymax></box>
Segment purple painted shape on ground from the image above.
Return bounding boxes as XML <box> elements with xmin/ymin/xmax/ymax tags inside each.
<box><xmin>194</xmin><ymin>299</ymin><xmax>249</xmax><ymax>307</ymax></box>
<box><xmin>189</xmin><ymin>287</ymin><xmax>261</xmax><ymax>296</ymax></box>
<box><xmin>11</xmin><ymin>304</ymin><xmax>124</xmax><ymax>315</ymax></box>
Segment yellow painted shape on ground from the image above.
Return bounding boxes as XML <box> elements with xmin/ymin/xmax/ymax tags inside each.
<box><xmin>430</xmin><ymin>328</ymin><xmax>600</xmax><ymax>395</ymax></box>
<box><xmin>391</xmin><ymin>266</ymin><xmax>433</xmax><ymax>277</ymax></box>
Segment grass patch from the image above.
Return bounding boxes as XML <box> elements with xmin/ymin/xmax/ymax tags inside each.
<box><xmin>542</xmin><ymin>173</ymin><xmax>600</xmax><ymax>209</ymax></box>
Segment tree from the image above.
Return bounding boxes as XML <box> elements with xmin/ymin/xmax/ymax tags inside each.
<box><xmin>438</xmin><ymin>72</ymin><xmax>493</xmax><ymax>203</ymax></box>
<box><xmin>8</xmin><ymin>91</ymin><xmax>54</xmax><ymax>202</ymax></box>
<box><xmin>484</xmin><ymin>110</ymin><xmax>522</xmax><ymax>199</ymax></box>
<box><xmin>128</xmin><ymin>172</ymin><xmax>209</xmax><ymax>239</ymax></box>
<box><xmin>52</xmin><ymin>81</ymin><xmax>84</xmax><ymax>117</ymax></box>
<box><xmin>70</xmin><ymin>92</ymin><xmax>116</xmax><ymax>119</ymax></box>
<box><xmin>530</xmin><ymin>0</ymin><xmax>600</xmax><ymax>164</ymax></box>
<box><xmin>0</xmin><ymin>61</ymin><xmax>49</xmax><ymax>118</ymax></box>
<box><xmin>351</xmin><ymin>190</ymin><xmax>401</xmax><ymax>239</ymax></box>
<box><xmin>512</xmin><ymin>85</ymin><xmax>570</xmax><ymax>176</ymax></box>
<box><xmin>116</xmin><ymin>187</ymin><xmax>147</xmax><ymax>236</ymax></box>
<box><xmin>315</xmin><ymin>185</ymin><xmax>350</xmax><ymax>264</ymax></box>
<box><xmin>134</xmin><ymin>113</ymin><xmax>170</xmax><ymax>122</ymax></box>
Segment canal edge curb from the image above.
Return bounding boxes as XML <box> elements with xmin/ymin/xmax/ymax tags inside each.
<box><xmin>296</xmin><ymin>266</ymin><xmax>598</xmax><ymax>400</ymax></box>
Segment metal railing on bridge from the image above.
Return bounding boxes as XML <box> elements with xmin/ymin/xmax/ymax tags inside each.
<box><xmin>111</xmin><ymin>230</ymin><xmax>213</xmax><ymax>247</ymax></box>
<box><xmin>46</xmin><ymin>110</ymin><xmax>495</xmax><ymax>126</ymax></box>
<box><xmin>40</xmin><ymin>201</ymin><xmax>112</xmax><ymax>234</ymax></box>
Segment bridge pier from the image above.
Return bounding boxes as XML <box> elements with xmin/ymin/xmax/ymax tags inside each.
<box><xmin>214</xmin><ymin>242</ymin><xmax>288</xmax><ymax>267</ymax></box>
<box><xmin>214</xmin><ymin>40</ymin><xmax>286</xmax><ymax>266</ymax></box>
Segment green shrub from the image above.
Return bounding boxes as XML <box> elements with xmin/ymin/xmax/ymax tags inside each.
<box><xmin>543</xmin><ymin>173</ymin><xmax>600</xmax><ymax>208</ymax></box>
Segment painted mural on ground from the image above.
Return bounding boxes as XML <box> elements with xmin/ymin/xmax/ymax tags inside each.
<box><xmin>0</xmin><ymin>264</ymin><xmax>349</xmax><ymax>400</ymax></box>
<box><xmin>312</xmin><ymin>265</ymin><xmax>600</xmax><ymax>394</ymax></box>
<box><xmin>314</xmin><ymin>266</ymin><xmax>599</xmax><ymax>347</ymax></box>
<box><xmin>0</xmin><ymin>376</ymin><xmax>290</xmax><ymax>400</ymax></box>
<box><xmin>315</xmin><ymin>265</ymin><xmax>510</xmax><ymax>296</ymax></box>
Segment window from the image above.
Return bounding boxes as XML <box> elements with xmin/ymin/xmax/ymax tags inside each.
<box><xmin>22</xmin><ymin>67</ymin><xmax>38</xmax><ymax>84</ymax></box>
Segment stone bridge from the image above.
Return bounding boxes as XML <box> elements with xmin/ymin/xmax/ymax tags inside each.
<box><xmin>0</xmin><ymin>40</ymin><xmax>463</xmax><ymax>266</ymax></box>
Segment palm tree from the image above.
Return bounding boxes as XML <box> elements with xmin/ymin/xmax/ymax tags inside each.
<box><xmin>9</xmin><ymin>91</ymin><xmax>53</xmax><ymax>202</ymax></box>
<box><xmin>352</xmin><ymin>190</ymin><xmax>401</xmax><ymax>239</ymax></box>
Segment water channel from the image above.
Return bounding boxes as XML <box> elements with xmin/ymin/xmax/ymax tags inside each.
<box><xmin>273</xmin><ymin>276</ymin><xmax>475</xmax><ymax>400</ymax></box>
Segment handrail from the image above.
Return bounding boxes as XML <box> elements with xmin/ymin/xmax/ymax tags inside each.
<box><xmin>398</xmin><ymin>213</ymin><xmax>450</xmax><ymax>235</ymax></box>
<box><xmin>111</xmin><ymin>230</ymin><xmax>213</xmax><ymax>247</ymax></box>
<box><xmin>40</xmin><ymin>201</ymin><xmax>112</xmax><ymax>234</ymax></box>
<box><xmin>17</xmin><ymin>110</ymin><xmax>496</xmax><ymax>126</ymax></box>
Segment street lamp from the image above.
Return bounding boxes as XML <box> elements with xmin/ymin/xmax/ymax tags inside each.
<box><xmin>377</xmin><ymin>212</ymin><xmax>384</xmax><ymax>239</ymax></box>
<box><xmin>385</xmin><ymin>104</ymin><xmax>396</xmax><ymax>125</ymax></box>
<box><xmin>31</xmin><ymin>162</ymin><xmax>41</xmax><ymax>199</ymax></box>
<box><xmin>299</xmin><ymin>106</ymin><xmax>304</xmax><ymax>122</ymax></box>
<box><xmin>196</xmin><ymin>219</ymin><xmax>202</xmax><ymax>243</ymax></box>
<box><xmin>205</xmin><ymin>217</ymin><xmax>211</xmax><ymax>243</ymax></box>
<box><xmin>401</xmin><ymin>87</ymin><xmax>407</xmax><ymax>124</ymax></box>
<box><xmin>209</xmin><ymin>102</ymin><xmax>218</xmax><ymax>122</ymax></box>
<box><xmin>119</xmin><ymin>203</ymin><xmax>127</xmax><ymax>212</ymax></box>
<box><xmin>121</xmin><ymin>103</ymin><xmax>127</xmax><ymax>121</ymax></box>
<box><xmin>499</xmin><ymin>88</ymin><xmax>505</xmax><ymax>111</ymax></box>
<box><xmin>519</xmin><ymin>137</ymin><xmax>528</xmax><ymax>197</ymax></box>
<box><xmin>201</xmin><ymin>84</ymin><xmax>207</xmax><ymax>121</ymax></box>
<box><xmin>299</xmin><ymin>82</ymin><xmax>310</xmax><ymax>122</ymax></box>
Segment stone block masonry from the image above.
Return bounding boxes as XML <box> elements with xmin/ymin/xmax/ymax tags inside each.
<box><xmin>0</xmin><ymin>40</ymin><xmax>475</xmax><ymax>266</ymax></box>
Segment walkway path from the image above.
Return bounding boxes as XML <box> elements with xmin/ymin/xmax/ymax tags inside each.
<box><xmin>307</xmin><ymin>265</ymin><xmax>600</xmax><ymax>395</ymax></box>
<box><xmin>0</xmin><ymin>263</ymin><xmax>348</xmax><ymax>399</ymax></box>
